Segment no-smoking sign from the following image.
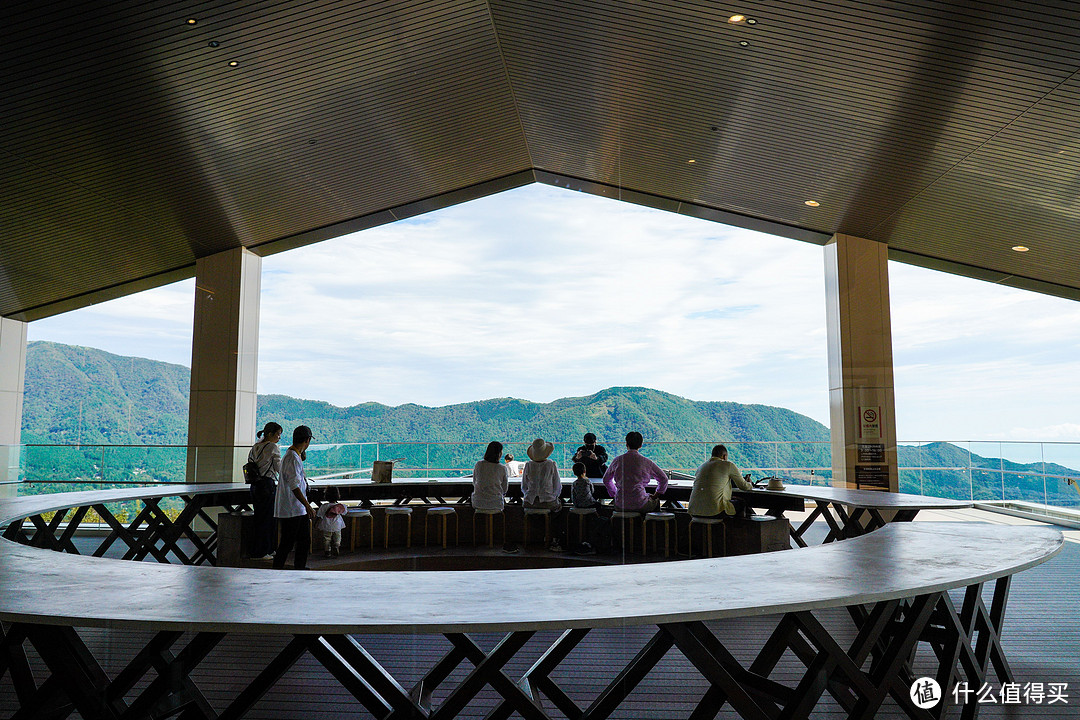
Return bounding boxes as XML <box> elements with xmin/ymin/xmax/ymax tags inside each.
<box><xmin>859</xmin><ymin>406</ymin><xmax>881</xmax><ymax>439</ymax></box>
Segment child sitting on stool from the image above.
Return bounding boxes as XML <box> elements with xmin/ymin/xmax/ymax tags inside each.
<box><xmin>571</xmin><ymin>462</ymin><xmax>609</xmax><ymax>554</ymax></box>
<box><xmin>316</xmin><ymin>486</ymin><xmax>348</xmax><ymax>557</ymax></box>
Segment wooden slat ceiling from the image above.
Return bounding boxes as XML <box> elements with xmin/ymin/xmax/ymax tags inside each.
<box><xmin>3</xmin><ymin>0</ymin><xmax>1080</xmax><ymax>319</ymax></box>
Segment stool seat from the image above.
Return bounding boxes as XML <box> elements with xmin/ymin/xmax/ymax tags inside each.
<box><xmin>348</xmin><ymin>509</ymin><xmax>374</xmax><ymax>551</ymax></box>
<box><xmin>689</xmin><ymin>515</ymin><xmax>726</xmax><ymax>558</ymax></box>
<box><xmin>383</xmin><ymin>506</ymin><xmax>413</xmax><ymax>548</ymax></box>
<box><xmin>643</xmin><ymin>512</ymin><xmax>676</xmax><ymax>557</ymax></box>
<box><xmin>522</xmin><ymin>507</ymin><xmax>554</xmax><ymax>547</ymax></box>
<box><xmin>569</xmin><ymin>506</ymin><xmax>598</xmax><ymax>547</ymax></box>
<box><xmin>424</xmin><ymin>506</ymin><xmax>459</xmax><ymax>548</ymax></box>
<box><xmin>471</xmin><ymin>507</ymin><xmax>504</xmax><ymax>547</ymax></box>
<box><xmin>611</xmin><ymin>511</ymin><xmax>645</xmax><ymax>555</ymax></box>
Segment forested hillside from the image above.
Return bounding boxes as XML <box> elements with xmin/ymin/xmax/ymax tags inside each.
<box><xmin>18</xmin><ymin>342</ymin><xmax>1079</xmax><ymax>508</ymax></box>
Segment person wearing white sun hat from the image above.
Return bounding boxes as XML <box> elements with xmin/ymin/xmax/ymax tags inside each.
<box><xmin>522</xmin><ymin>438</ymin><xmax>566</xmax><ymax>551</ymax></box>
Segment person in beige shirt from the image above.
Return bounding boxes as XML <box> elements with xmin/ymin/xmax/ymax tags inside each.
<box><xmin>688</xmin><ymin>444</ymin><xmax>753</xmax><ymax>518</ymax></box>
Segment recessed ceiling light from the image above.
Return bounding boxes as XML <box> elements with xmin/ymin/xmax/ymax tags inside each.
<box><xmin>738</xmin><ymin>40</ymin><xmax>749</xmax><ymax>47</ymax></box>
<box><xmin>186</xmin><ymin>18</ymin><xmax>198</xmax><ymax>25</ymax></box>
<box><xmin>804</xmin><ymin>200</ymin><xmax>820</xmax><ymax>207</ymax></box>
<box><xmin>1012</xmin><ymin>245</ymin><xmax>1029</xmax><ymax>252</ymax></box>
<box><xmin>728</xmin><ymin>14</ymin><xmax>746</xmax><ymax>23</ymax></box>
<box><xmin>208</xmin><ymin>41</ymin><xmax>220</xmax><ymax>48</ymax></box>
<box><xmin>746</xmin><ymin>18</ymin><xmax>758</xmax><ymax>24</ymax></box>
<box><xmin>228</xmin><ymin>60</ymin><xmax>239</xmax><ymax>67</ymax></box>
<box><xmin>687</xmin><ymin>159</ymin><xmax>696</xmax><ymax>164</ymax></box>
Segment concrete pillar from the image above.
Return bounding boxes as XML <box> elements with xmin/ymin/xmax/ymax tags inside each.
<box><xmin>0</xmin><ymin>317</ymin><xmax>27</xmax><ymax>491</ymax></box>
<box><xmin>187</xmin><ymin>248</ymin><xmax>261</xmax><ymax>483</ymax></box>
<box><xmin>824</xmin><ymin>234</ymin><xmax>899</xmax><ymax>492</ymax></box>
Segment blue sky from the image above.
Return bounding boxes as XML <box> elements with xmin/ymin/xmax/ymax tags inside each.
<box><xmin>27</xmin><ymin>184</ymin><xmax>1080</xmax><ymax>442</ymax></box>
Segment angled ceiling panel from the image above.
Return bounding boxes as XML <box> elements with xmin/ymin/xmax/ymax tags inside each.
<box><xmin>3</xmin><ymin>0</ymin><xmax>1080</xmax><ymax>318</ymax></box>
<box><xmin>1</xmin><ymin>0</ymin><xmax>529</xmax><ymax>316</ymax></box>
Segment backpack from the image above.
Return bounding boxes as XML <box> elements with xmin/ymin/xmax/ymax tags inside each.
<box><xmin>243</xmin><ymin>460</ymin><xmax>261</xmax><ymax>484</ymax></box>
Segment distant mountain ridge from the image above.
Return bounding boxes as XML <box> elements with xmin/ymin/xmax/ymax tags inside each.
<box><xmin>18</xmin><ymin>342</ymin><xmax>1080</xmax><ymax>508</ymax></box>
<box><xmin>23</xmin><ymin>341</ymin><xmax>830</xmax><ymax>446</ymax></box>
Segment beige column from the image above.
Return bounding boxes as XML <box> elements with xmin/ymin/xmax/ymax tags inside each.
<box><xmin>824</xmin><ymin>234</ymin><xmax>898</xmax><ymax>492</ymax></box>
<box><xmin>0</xmin><ymin>317</ymin><xmax>27</xmax><ymax>491</ymax></box>
<box><xmin>187</xmin><ymin>248</ymin><xmax>261</xmax><ymax>483</ymax></box>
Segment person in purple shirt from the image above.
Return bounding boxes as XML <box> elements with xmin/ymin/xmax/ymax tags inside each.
<box><xmin>603</xmin><ymin>431</ymin><xmax>669</xmax><ymax>512</ymax></box>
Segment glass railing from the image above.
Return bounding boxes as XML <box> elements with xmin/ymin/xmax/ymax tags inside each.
<box><xmin>4</xmin><ymin>440</ymin><xmax>1079</xmax><ymax>510</ymax></box>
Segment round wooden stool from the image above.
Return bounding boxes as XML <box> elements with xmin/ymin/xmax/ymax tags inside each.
<box><xmin>569</xmin><ymin>507</ymin><xmax>598</xmax><ymax>546</ymax></box>
<box><xmin>611</xmin><ymin>511</ymin><xmax>644</xmax><ymax>554</ymax></box>
<box><xmin>689</xmin><ymin>516</ymin><xmax>725</xmax><ymax>558</ymax></box>
<box><xmin>383</xmin><ymin>506</ymin><xmax>412</xmax><ymax>548</ymax></box>
<box><xmin>348</xmin><ymin>508</ymin><xmax>374</xmax><ymax>551</ymax></box>
<box><xmin>643</xmin><ymin>511</ymin><xmax>676</xmax><ymax>557</ymax></box>
<box><xmin>522</xmin><ymin>508</ymin><xmax>552</xmax><ymax>547</ymax></box>
<box><xmin>472</xmin><ymin>508</ymin><xmax>504</xmax><ymax>547</ymax></box>
<box><xmin>423</xmin><ymin>506</ymin><xmax>459</xmax><ymax>548</ymax></box>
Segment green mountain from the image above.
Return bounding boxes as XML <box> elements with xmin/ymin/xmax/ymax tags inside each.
<box><xmin>18</xmin><ymin>341</ymin><xmax>1080</xmax><ymax>508</ymax></box>
<box><xmin>24</xmin><ymin>341</ymin><xmax>828</xmax><ymax>447</ymax></box>
<box><xmin>21</xmin><ymin>341</ymin><xmax>831</xmax><ymax>481</ymax></box>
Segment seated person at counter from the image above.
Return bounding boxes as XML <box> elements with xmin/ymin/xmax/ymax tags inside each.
<box><xmin>503</xmin><ymin>453</ymin><xmax>525</xmax><ymax>478</ymax></box>
<box><xmin>522</xmin><ymin>437</ymin><xmax>565</xmax><ymax>551</ymax></box>
<box><xmin>572</xmin><ymin>433</ymin><xmax>608</xmax><ymax>478</ymax></box>
<box><xmin>572</xmin><ymin>461</ymin><xmax>608</xmax><ymax>554</ymax></box>
<box><xmin>472</xmin><ymin>441</ymin><xmax>510</xmax><ymax>511</ymax></box>
<box><xmin>688</xmin><ymin>444</ymin><xmax>753</xmax><ymax>518</ymax></box>
<box><xmin>603</xmin><ymin>431</ymin><xmax>668</xmax><ymax>512</ymax></box>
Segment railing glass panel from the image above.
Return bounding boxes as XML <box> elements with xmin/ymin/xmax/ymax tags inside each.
<box><xmin>6</xmin><ymin>440</ymin><xmax>1080</xmax><ymax>511</ymax></box>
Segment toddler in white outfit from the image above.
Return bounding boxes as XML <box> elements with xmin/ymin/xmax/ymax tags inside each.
<box><xmin>316</xmin><ymin>486</ymin><xmax>348</xmax><ymax>557</ymax></box>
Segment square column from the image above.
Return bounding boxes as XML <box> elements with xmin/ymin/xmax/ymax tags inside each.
<box><xmin>824</xmin><ymin>234</ymin><xmax>898</xmax><ymax>492</ymax></box>
<box><xmin>187</xmin><ymin>248</ymin><xmax>261</xmax><ymax>483</ymax></box>
<box><xmin>0</xmin><ymin>317</ymin><xmax>27</xmax><ymax>490</ymax></box>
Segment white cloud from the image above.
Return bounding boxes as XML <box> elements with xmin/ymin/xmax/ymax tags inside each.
<box><xmin>27</xmin><ymin>279</ymin><xmax>195</xmax><ymax>367</ymax></box>
<box><xmin>257</xmin><ymin>185</ymin><xmax>830</xmax><ymax>421</ymax></box>
<box><xmin>23</xmin><ymin>184</ymin><xmax>1080</xmax><ymax>444</ymax></box>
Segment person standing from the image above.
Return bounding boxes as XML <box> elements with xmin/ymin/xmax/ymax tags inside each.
<box><xmin>572</xmin><ymin>433</ymin><xmax>608</xmax><ymax>478</ymax></box>
<box><xmin>688</xmin><ymin>444</ymin><xmax>754</xmax><ymax>518</ymax></box>
<box><xmin>247</xmin><ymin>422</ymin><xmax>282</xmax><ymax>559</ymax></box>
<box><xmin>603</xmin><ymin>432</ymin><xmax>669</xmax><ymax>512</ymax></box>
<box><xmin>273</xmin><ymin>425</ymin><xmax>317</xmax><ymax>570</ymax></box>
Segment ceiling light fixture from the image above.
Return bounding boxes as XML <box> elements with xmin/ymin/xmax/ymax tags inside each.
<box><xmin>208</xmin><ymin>41</ymin><xmax>220</xmax><ymax>48</ymax></box>
<box><xmin>804</xmin><ymin>200</ymin><xmax>820</xmax><ymax>207</ymax></box>
<box><xmin>746</xmin><ymin>18</ymin><xmax>758</xmax><ymax>24</ymax></box>
<box><xmin>738</xmin><ymin>41</ymin><xmax>749</xmax><ymax>47</ymax></box>
<box><xmin>1012</xmin><ymin>245</ymin><xmax>1029</xmax><ymax>252</ymax></box>
<box><xmin>186</xmin><ymin>18</ymin><xmax>197</xmax><ymax>25</ymax></box>
<box><xmin>688</xmin><ymin>159</ymin><xmax>696</xmax><ymax>163</ymax></box>
<box><xmin>228</xmin><ymin>60</ymin><xmax>239</xmax><ymax>67</ymax></box>
<box><xmin>728</xmin><ymin>14</ymin><xmax>746</xmax><ymax>23</ymax></box>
